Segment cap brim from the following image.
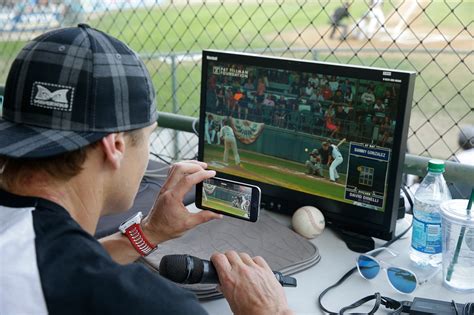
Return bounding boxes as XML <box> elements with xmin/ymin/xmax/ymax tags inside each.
<box><xmin>0</xmin><ymin>119</ymin><xmax>108</xmax><ymax>158</ymax></box>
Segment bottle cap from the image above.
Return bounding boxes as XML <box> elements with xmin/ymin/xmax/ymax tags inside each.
<box><xmin>428</xmin><ymin>159</ymin><xmax>445</xmax><ymax>173</ymax></box>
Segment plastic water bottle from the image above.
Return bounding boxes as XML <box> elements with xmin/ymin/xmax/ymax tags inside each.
<box><xmin>410</xmin><ymin>160</ymin><xmax>452</xmax><ymax>266</ymax></box>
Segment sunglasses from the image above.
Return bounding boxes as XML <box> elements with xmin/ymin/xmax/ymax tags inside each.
<box><xmin>356</xmin><ymin>247</ymin><xmax>439</xmax><ymax>294</ymax></box>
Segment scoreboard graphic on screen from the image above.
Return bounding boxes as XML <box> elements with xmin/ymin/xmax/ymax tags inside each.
<box><xmin>344</xmin><ymin>143</ymin><xmax>391</xmax><ymax>210</ymax></box>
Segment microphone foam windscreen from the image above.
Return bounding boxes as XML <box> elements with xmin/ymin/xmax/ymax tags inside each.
<box><xmin>159</xmin><ymin>255</ymin><xmax>189</xmax><ymax>283</ymax></box>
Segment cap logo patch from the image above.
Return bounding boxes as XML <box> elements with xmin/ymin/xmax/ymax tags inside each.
<box><xmin>30</xmin><ymin>81</ymin><xmax>74</xmax><ymax>111</ymax></box>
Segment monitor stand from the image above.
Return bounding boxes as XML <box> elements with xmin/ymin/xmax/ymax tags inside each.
<box><xmin>331</xmin><ymin>227</ymin><xmax>375</xmax><ymax>253</ymax></box>
<box><xmin>331</xmin><ymin>197</ymin><xmax>409</xmax><ymax>253</ymax></box>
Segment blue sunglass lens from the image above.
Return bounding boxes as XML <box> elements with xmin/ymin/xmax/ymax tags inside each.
<box><xmin>357</xmin><ymin>255</ymin><xmax>380</xmax><ymax>279</ymax></box>
<box><xmin>387</xmin><ymin>267</ymin><xmax>417</xmax><ymax>293</ymax></box>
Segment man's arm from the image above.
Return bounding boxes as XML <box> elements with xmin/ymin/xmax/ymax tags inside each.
<box><xmin>100</xmin><ymin>161</ymin><xmax>222</xmax><ymax>264</ymax></box>
<box><xmin>100</xmin><ymin>232</ymin><xmax>142</xmax><ymax>264</ymax></box>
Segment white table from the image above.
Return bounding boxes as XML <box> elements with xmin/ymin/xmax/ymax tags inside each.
<box><xmin>194</xmin><ymin>205</ymin><xmax>474</xmax><ymax>314</ymax></box>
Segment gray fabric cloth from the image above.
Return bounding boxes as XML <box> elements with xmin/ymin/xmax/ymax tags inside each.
<box><xmin>141</xmin><ymin>210</ymin><xmax>320</xmax><ymax>300</ymax></box>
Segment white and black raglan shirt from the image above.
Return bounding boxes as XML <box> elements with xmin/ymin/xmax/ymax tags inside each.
<box><xmin>0</xmin><ymin>189</ymin><xmax>207</xmax><ymax>315</ymax></box>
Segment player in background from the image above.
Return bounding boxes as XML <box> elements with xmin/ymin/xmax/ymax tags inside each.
<box><xmin>233</xmin><ymin>195</ymin><xmax>241</xmax><ymax>209</ymax></box>
<box><xmin>220</xmin><ymin>118</ymin><xmax>241</xmax><ymax>166</ymax></box>
<box><xmin>240</xmin><ymin>194</ymin><xmax>250</xmax><ymax>212</ymax></box>
<box><xmin>205</xmin><ymin>114</ymin><xmax>214</xmax><ymax>144</ymax></box>
<box><xmin>209</xmin><ymin>116</ymin><xmax>221</xmax><ymax>145</ymax></box>
<box><xmin>305</xmin><ymin>149</ymin><xmax>323</xmax><ymax>177</ymax></box>
<box><xmin>323</xmin><ymin>138</ymin><xmax>346</xmax><ymax>183</ymax></box>
<box><xmin>329</xmin><ymin>2</ymin><xmax>351</xmax><ymax>40</ymax></box>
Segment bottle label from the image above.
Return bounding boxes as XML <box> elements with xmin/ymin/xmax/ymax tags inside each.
<box><xmin>411</xmin><ymin>216</ymin><xmax>442</xmax><ymax>254</ymax></box>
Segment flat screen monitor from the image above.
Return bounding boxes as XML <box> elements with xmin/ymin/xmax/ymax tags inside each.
<box><xmin>198</xmin><ymin>50</ymin><xmax>415</xmax><ymax>240</ymax></box>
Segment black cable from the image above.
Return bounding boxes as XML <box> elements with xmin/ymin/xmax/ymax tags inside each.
<box><xmin>401</xmin><ymin>185</ymin><xmax>414</xmax><ymax>214</ymax></box>
<box><xmin>339</xmin><ymin>293</ymin><xmax>381</xmax><ymax>315</ymax></box>
<box><xmin>150</xmin><ymin>152</ymin><xmax>172</xmax><ymax>165</ymax></box>
<box><xmin>318</xmin><ymin>267</ymin><xmax>358</xmax><ymax>314</ymax></box>
<box><xmin>453</xmin><ymin>300</ymin><xmax>460</xmax><ymax>315</ymax></box>
<box><xmin>318</xmin><ymin>184</ymin><xmax>414</xmax><ymax>314</ymax></box>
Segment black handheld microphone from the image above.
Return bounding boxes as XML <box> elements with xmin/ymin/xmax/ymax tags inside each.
<box><xmin>159</xmin><ymin>254</ymin><xmax>297</xmax><ymax>287</ymax></box>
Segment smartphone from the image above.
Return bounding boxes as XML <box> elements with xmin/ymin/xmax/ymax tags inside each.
<box><xmin>196</xmin><ymin>177</ymin><xmax>261</xmax><ymax>222</ymax></box>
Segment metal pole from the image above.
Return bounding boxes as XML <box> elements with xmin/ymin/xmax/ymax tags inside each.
<box><xmin>171</xmin><ymin>54</ymin><xmax>179</xmax><ymax>161</ymax></box>
<box><xmin>404</xmin><ymin>154</ymin><xmax>474</xmax><ymax>185</ymax></box>
<box><xmin>157</xmin><ymin>112</ymin><xmax>198</xmax><ymax>133</ymax></box>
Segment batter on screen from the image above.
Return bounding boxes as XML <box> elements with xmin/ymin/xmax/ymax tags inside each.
<box><xmin>220</xmin><ymin>118</ymin><xmax>241</xmax><ymax>166</ymax></box>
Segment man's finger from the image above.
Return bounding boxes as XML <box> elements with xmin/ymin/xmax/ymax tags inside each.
<box><xmin>211</xmin><ymin>252</ymin><xmax>232</xmax><ymax>274</ymax></box>
<box><xmin>173</xmin><ymin>169</ymin><xmax>216</xmax><ymax>199</ymax></box>
<box><xmin>239</xmin><ymin>252</ymin><xmax>255</xmax><ymax>266</ymax></box>
<box><xmin>252</xmin><ymin>256</ymin><xmax>272</xmax><ymax>272</ymax></box>
<box><xmin>186</xmin><ymin>211</ymin><xmax>222</xmax><ymax>229</ymax></box>
<box><xmin>162</xmin><ymin>162</ymin><xmax>207</xmax><ymax>192</ymax></box>
<box><xmin>225</xmin><ymin>251</ymin><xmax>243</xmax><ymax>266</ymax></box>
<box><xmin>179</xmin><ymin>160</ymin><xmax>208</xmax><ymax>169</ymax></box>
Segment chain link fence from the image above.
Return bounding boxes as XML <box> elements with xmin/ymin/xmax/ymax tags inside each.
<box><xmin>0</xmin><ymin>0</ymin><xmax>472</xmax><ymax>165</ymax></box>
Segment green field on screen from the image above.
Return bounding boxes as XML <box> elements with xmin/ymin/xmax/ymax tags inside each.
<box><xmin>203</xmin><ymin>143</ymin><xmax>360</xmax><ymax>206</ymax></box>
<box><xmin>202</xmin><ymin>197</ymin><xmax>249</xmax><ymax>218</ymax></box>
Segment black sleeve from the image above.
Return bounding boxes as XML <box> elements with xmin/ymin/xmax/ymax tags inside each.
<box><xmin>34</xmin><ymin>211</ymin><xmax>208</xmax><ymax>315</ymax></box>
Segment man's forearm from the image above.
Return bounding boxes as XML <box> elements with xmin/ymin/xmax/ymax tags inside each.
<box><xmin>100</xmin><ymin>232</ymin><xmax>142</xmax><ymax>264</ymax></box>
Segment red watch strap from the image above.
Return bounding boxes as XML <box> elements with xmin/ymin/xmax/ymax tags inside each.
<box><xmin>124</xmin><ymin>224</ymin><xmax>157</xmax><ymax>256</ymax></box>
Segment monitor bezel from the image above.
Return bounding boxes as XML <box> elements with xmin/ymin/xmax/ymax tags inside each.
<box><xmin>198</xmin><ymin>49</ymin><xmax>415</xmax><ymax>240</ymax></box>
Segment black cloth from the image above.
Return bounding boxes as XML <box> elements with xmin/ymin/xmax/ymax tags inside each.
<box><xmin>0</xmin><ymin>189</ymin><xmax>207</xmax><ymax>315</ymax></box>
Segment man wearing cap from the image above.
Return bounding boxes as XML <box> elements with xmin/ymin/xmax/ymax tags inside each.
<box><xmin>0</xmin><ymin>25</ymin><xmax>292</xmax><ymax>315</ymax></box>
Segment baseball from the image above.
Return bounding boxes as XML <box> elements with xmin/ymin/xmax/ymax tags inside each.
<box><xmin>292</xmin><ymin>206</ymin><xmax>325</xmax><ymax>239</ymax></box>
<box><xmin>304</xmin><ymin>148</ymin><xmax>308</xmax><ymax>152</ymax></box>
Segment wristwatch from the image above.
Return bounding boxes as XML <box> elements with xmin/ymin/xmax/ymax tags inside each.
<box><xmin>119</xmin><ymin>212</ymin><xmax>157</xmax><ymax>256</ymax></box>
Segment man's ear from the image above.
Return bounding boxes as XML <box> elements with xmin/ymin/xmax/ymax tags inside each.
<box><xmin>100</xmin><ymin>133</ymin><xmax>126</xmax><ymax>169</ymax></box>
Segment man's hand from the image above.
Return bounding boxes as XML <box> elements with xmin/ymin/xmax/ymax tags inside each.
<box><xmin>142</xmin><ymin>161</ymin><xmax>222</xmax><ymax>244</ymax></box>
<box><xmin>211</xmin><ymin>251</ymin><xmax>293</xmax><ymax>315</ymax></box>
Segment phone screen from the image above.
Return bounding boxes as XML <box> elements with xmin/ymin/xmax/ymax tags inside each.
<box><xmin>197</xmin><ymin>177</ymin><xmax>260</xmax><ymax>222</ymax></box>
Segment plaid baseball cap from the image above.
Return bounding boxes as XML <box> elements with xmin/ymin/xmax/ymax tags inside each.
<box><xmin>0</xmin><ymin>24</ymin><xmax>158</xmax><ymax>158</ymax></box>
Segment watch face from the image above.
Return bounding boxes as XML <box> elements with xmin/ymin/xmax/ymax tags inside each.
<box><xmin>119</xmin><ymin>211</ymin><xmax>143</xmax><ymax>232</ymax></box>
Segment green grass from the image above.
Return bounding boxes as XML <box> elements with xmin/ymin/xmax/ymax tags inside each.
<box><xmin>0</xmin><ymin>1</ymin><xmax>470</xmax><ymax>158</ymax></box>
<box><xmin>89</xmin><ymin>2</ymin><xmax>337</xmax><ymax>53</ymax></box>
<box><xmin>421</xmin><ymin>1</ymin><xmax>473</xmax><ymax>28</ymax></box>
<box><xmin>86</xmin><ymin>1</ymin><xmax>472</xmax><ymax>54</ymax></box>
<box><xmin>203</xmin><ymin>197</ymin><xmax>249</xmax><ymax>218</ymax></box>
<box><xmin>203</xmin><ymin>143</ymin><xmax>349</xmax><ymax>204</ymax></box>
<box><xmin>0</xmin><ymin>1</ymin><xmax>470</xmax><ymax>67</ymax></box>
<box><xmin>0</xmin><ymin>41</ymin><xmax>26</xmax><ymax>82</ymax></box>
